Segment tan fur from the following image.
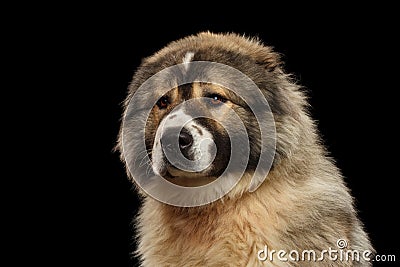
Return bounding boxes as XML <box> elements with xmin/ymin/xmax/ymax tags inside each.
<box><xmin>118</xmin><ymin>32</ymin><xmax>373</xmax><ymax>266</ymax></box>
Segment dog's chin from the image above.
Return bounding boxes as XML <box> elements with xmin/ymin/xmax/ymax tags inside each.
<box><xmin>163</xmin><ymin>165</ymin><xmax>217</xmax><ymax>187</ymax></box>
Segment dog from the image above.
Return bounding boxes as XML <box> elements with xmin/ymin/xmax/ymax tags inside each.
<box><xmin>117</xmin><ymin>32</ymin><xmax>373</xmax><ymax>266</ymax></box>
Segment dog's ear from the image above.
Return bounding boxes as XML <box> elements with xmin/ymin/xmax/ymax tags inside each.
<box><xmin>255</xmin><ymin>50</ymin><xmax>282</xmax><ymax>72</ymax></box>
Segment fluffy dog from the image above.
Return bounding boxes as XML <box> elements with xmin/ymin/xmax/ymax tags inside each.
<box><xmin>117</xmin><ymin>32</ymin><xmax>373</xmax><ymax>266</ymax></box>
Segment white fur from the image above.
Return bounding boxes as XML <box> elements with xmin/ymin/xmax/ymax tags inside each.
<box><xmin>182</xmin><ymin>51</ymin><xmax>195</xmax><ymax>71</ymax></box>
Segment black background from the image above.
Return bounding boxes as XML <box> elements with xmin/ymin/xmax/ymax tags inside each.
<box><xmin>44</xmin><ymin>4</ymin><xmax>398</xmax><ymax>266</ymax></box>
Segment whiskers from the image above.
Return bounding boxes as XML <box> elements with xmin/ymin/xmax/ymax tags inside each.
<box><xmin>133</xmin><ymin>149</ymin><xmax>153</xmax><ymax>176</ymax></box>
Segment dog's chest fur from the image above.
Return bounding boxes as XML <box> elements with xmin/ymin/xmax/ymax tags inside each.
<box><xmin>137</xmin><ymin>195</ymin><xmax>275</xmax><ymax>266</ymax></box>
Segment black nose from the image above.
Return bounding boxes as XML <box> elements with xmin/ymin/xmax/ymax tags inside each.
<box><xmin>179</xmin><ymin>129</ymin><xmax>193</xmax><ymax>149</ymax></box>
<box><xmin>160</xmin><ymin>127</ymin><xmax>193</xmax><ymax>159</ymax></box>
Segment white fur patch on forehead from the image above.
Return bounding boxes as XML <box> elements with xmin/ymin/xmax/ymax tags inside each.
<box><xmin>163</xmin><ymin>108</ymin><xmax>193</xmax><ymax>128</ymax></box>
<box><xmin>182</xmin><ymin>52</ymin><xmax>195</xmax><ymax>71</ymax></box>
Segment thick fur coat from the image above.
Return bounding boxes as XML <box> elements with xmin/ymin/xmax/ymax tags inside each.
<box><xmin>117</xmin><ymin>32</ymin><xmax>373</xmax><ymax>266</ymax></box>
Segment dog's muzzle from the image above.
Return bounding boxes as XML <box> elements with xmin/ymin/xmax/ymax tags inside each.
<box><xmin>161</xmin><ymin>127</ymin><xmax>193</xmax><ymax>160</ymax></box>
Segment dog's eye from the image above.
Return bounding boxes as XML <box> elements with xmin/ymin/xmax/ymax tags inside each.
<box><xmin>156</xmin><ymin>96</ymin><xmax>169</xmax><ymax>109</ymax></box>
<box><xmin>207</xmin><ymin>94</ymin><xmax>226</xmax><ymax>105</ymax></box>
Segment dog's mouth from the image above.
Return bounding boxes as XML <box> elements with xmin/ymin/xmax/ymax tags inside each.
<box><xmin>159</xmin><ymin>162</ymin><xmax>216</xmax><ymax>186</ymax></box>
<box><xmin>163</xmin><ymin>164</ymin><xmax>217</xmax><ymax>186</ymax></box>
<box><xmin>166</xmin><ymin>164</ymin><xmax>191</xmax><ymax>177</ymax></box>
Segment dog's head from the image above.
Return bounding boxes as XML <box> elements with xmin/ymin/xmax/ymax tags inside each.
<box><xmin>118</xmin><ymin>32</ymin><xmax>307</xmax><ymax>204</ymax></box>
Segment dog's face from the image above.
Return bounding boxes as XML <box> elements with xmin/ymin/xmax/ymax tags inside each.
<box><xmin>146</xmin><ymin>81</ymin><xmax>256</xmax><ymax>186</ymax></box>
<box><xmin>119</xmin><ymin>32</ymin><xmax>302</xmax><ymax>203</ymax></box>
